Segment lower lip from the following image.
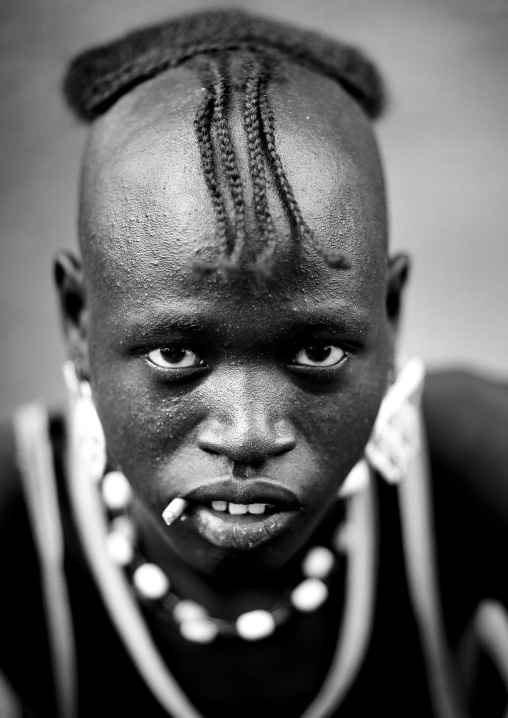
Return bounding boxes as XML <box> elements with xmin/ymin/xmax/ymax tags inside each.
<box><xmin>188</xmin><ymin>506</ymin><xmax>298</xmax><ymax>551</ymax></box>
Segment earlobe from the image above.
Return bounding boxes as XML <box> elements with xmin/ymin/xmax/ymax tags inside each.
<box><xmin>386</xmin><ymin>253</ymin><xmax>410</xmax><ymax>325</ymax></box>
<box><xmin>54</xmin><ymin>250</ymin><xmax>89</xmax><ymax>377</ymax></box>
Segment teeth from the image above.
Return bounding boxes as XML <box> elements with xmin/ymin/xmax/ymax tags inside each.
<box><xmin>248</xmin><ymin>503</ymin><xmax>266</xmax><ymax>515</ymax></box>
<box><xmin>211</xmin><ymin>501</ymin><xmax>228</xmax><ymax>512</ymax></box>
<box><xmin>210</xmin><ymin>502</ymin><xmax>269</xmax><ymax>515</ymax></box>
<box><xmin>229</xmin><ymin>503</ymin><xmax>248</xmax><ymax>515</ymax></box>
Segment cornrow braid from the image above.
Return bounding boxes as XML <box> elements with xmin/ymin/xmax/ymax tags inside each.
<box><xmin>242</xmin><ymin>53</ymin><xmax>277</xmax><ymax>277</ymax></box>
<box><xmin>193</xmin><ymin>76</ymin><xmax>230</xmax><ymax>273</ymax></box>
<box><xmin>192</xmin><ymin>54</ymin><xmax>249</xmax><ymax>277</ymax></box>
<box><xmin>65</xmin><ymin>10</ymin><xmax>385</xmax><ymax>278</ymax></box>
<box><xmin>211</xmin><ymin>57</ymin><xmax>247</xmax><ymax>269</ymax></box>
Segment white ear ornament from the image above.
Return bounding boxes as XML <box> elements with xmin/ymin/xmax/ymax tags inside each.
<box><xmin>63</xmin><ymin>360</ymin><xmax>107</xmax><ymax>483</ymax></box>
<box><xmin>340</xmin><ymin>358</ymin><xmax>425</xmax><ymax>497</ymax></box>
<box><xmin>365</xmin><ymin>357</ymin><xmax>425</xmax><ymax>484</ymax></box>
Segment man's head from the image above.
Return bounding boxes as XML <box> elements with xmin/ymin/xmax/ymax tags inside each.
<box><xmin>56</xmin><ymin>10</ymin><xmax>408</xmax><ymax>576</ymax></box>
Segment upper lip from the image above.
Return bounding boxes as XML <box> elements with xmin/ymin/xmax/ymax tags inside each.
<box><xmin>183</xmin><ymin>479</ymin><xmax>301</xmax><ymax>510</ymax></box>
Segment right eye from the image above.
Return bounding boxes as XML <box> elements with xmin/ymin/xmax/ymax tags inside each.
<box><xmin>291</xmin><ymin>345</ymin><xmax>346</xmax><ymax>368</ymax></box>
<box><xmin>146</xmin><ymin>347</ymin><xmax>205</xmax><ymax>369</ymax></box>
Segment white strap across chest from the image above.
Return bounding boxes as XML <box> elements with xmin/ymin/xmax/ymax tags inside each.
<box><xmin>397</xmin><ymin>410</ymin><xmax>469</xmax><ymax>718</ymax></box>
<box><xmin>14</xmin><ymin>404</ymin><xmax>77</xmax><ymax>718</ymax></box>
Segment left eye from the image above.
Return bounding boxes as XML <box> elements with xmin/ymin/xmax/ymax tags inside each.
<box><xmin>292</xmin><ymin>345</ymin><xmax>345</xmax><ymax>368</ymax></box>
<box><xmin>146</xmin><ymin>347</ymin><xmax>204</xmax><ymax>369</ymax></box>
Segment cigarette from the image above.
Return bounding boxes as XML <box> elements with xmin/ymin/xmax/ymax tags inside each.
<box><xmin>162</xmin><ymin>498</ymin><xmax>188</xmax><ymax>526</ymax></box>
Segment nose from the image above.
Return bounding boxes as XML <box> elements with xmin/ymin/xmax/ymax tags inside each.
<box><xmin>197</xmin><ymin>369</ymin><xmax>297</xmax><ymax>464</ymax></box>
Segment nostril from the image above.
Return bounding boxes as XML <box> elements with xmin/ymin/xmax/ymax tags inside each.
<box><xmin>198</xmin><ymin>436</ymin><xmax>294</xmax><ymax>463</ymax></box>
<box><xmin>197</xmin><ymin>418</ymin><xmax>296</xmax><ymax>462</ymax></box>
<box><xmin>200</xmin><ymin>444</ymin><xmax>221</xmax><ymax>456</ymax></box>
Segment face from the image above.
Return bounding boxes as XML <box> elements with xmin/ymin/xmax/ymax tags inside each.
<box><xmin>57</xmin><ymin>63</ymin><xmax>406</xmax><ymax>579</ymax></box>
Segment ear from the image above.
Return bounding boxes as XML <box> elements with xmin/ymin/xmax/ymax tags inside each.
<box><xmin>54</xmin><ymin>250</ymin><xmax>89</xmax><ymax>379</ymax></box>
<box><xmin>385</xmin><ymin>253</ymin><xmax>410</xmax><ymax>330</ymax></box>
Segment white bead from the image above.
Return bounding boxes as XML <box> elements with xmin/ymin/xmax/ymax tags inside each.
<box><xmin>133</xmin><ymin>563</ymin><xmax>169</xmax><ymax>600</ymax></box>
<box><xmin>180</xmin><ymin>618</ymin><xmax>219</xmax><ymax>643</ymax></box>
<box><xmin>106</xmin><ymin>530</ymin><xmax>133</xmax><ymax>567</ymax></box>
<box><xmin>302</xmin><ymin>546</ymin><xmax>335</xmax><ymax>579</ymax></box>
<box><xmin>236</xmin><ymin>610</ymin><xmax>276</xmax><ymax>641</ymax></box>
<box><xmin>173</xmin><ymin>600</ymin><xmax>208</xmax><ymax>624</ymax></box>
<box><xmin>110</xmin><ymin>515</ymin><xmax>136</xmax><ymax>543</ymax></box>
<box><xmin>290</xmin><ymin>578</ymin><xmax>329</xmax><ymax>613</ymax></box>
<box><xmin>101</xmin><ymin>471</ymin><xmax>132</xmax><ymax>511</ymax></box>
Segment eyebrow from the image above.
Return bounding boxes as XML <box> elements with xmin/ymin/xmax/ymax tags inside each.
<box><xmin>121</xmin><ymin>302</ymin><xmax>372</xmax><ymax>342</ymax></box>
<box><xmin>122</xmin><ymin>312</ymin><xmax>205</xmax><ymax>341</ymax></box>
<box><xmin>281</xmin><ymin>311</ymin><xmax>372</xmax><ymax>344</ymax></box>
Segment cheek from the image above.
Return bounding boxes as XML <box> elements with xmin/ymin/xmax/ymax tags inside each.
<box><xmin>296</xmin><ymin>367</ymin><xmax>386</xmax><ymax>487</ymax></box>
<box><xmin>89</xmin><ymin>354</ymin><xmax>203</xmax><ymax>490</ymax></box>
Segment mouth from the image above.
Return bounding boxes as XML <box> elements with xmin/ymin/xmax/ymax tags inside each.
<box><xmin>170</xmin><ymin>479</ymin><xmax>302</xmax><ymax>551</ymax></box>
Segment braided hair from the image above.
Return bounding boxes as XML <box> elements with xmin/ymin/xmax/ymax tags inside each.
<box><xmin>64</xmin><ymin>10</ymin><xmax>385</xmax><ymax>278</ymax></box>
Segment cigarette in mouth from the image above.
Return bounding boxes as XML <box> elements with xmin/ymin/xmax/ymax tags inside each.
<box><xmin>162</xmin><ymin>498</ymin><xmax>188</xmax><ymax>526</ymax></box>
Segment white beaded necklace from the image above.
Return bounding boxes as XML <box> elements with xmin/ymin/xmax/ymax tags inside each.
<box><xmin>100</xmin><ymin>469</ymin><xmax>347</xmax><ymax>644</ymax></box>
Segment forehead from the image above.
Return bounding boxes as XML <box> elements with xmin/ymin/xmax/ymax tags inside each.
<box><xmin>80</xmin><ymin>61</ymin><xmax>387</xmax><ymax>317</ymax></box>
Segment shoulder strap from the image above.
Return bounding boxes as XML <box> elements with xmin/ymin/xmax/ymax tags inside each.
<box><xmin>301</xmin><ymin>465</ymin><xmax>378</xmax><ymax>718</ymax></box>
<box><xmin>460</xmin><ymin>599</ymin><xmax>508</xmax><ymax>710</ymax></box>
<box><xmin>0</xmin><ymin>669</ymin><xmax>21</xmax><ymax>718</ymax></box>
<box><xmin>13</xmin><ymin>404</ymin><xmax>77</xmax><ymax>718</ymax></box>
<box><xmin>398</xmin><ymin>405</ymin><xmax>469</xmax><ymax>718</ymax></box>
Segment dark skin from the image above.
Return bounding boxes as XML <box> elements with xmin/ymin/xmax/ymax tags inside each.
<box><xmin>51</xmin><ymin>62</ymin><xmax>508</xmax><ymax>633</ymax></box>
<box><xmin>0</xmin><ymin>57</ymin><xmax>507</xmax><ymax>716</ymax></box>
<box><xmin>55</xmin><ymin>62</ymin><xmax>406</xmax><ymax>617</ymax></box>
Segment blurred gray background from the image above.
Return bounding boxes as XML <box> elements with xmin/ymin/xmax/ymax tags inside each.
<box><xmin>1</xmin><ymin>0</ymin><xmax>507</xmax><ymax>421</ymax></box>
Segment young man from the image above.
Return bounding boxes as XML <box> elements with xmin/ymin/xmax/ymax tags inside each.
<box><xmin>1</xmin><ymin>10</ymin><xmax>507</xmax><ymax>717</ymax></box>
